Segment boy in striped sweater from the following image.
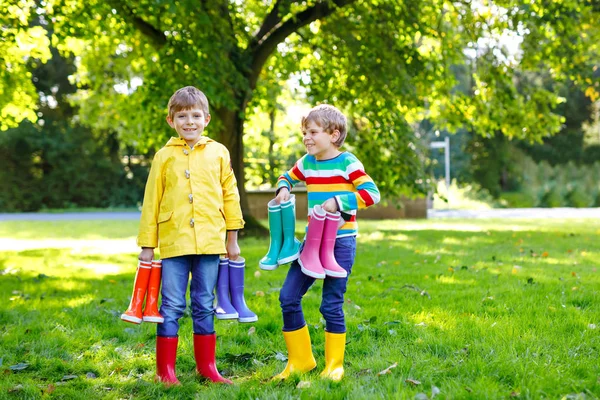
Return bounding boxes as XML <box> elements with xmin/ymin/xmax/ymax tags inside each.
<box><xmin>273</xmin><ymin>104</ymin><xmax>380</xmax><ymax>381</ymax></box>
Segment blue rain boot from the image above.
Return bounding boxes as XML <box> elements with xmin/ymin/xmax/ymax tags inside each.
<box><xmin>229</xmin><ymin>257</ymin><xmax>258</xmax><ymax>323</ymax></box>
<box><xmin>215</xmin><ymin>258</ymin><xmax>239</xmax><ymax>320</ymax></box>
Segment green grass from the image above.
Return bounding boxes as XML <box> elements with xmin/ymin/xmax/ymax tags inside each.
<box><xmin>1</xmin><ymin>219</ymin><xmax>599</xmax><ymax>399</ymax></box>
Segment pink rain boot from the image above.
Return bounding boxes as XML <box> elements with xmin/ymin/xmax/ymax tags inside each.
<box><xmin>320</xmin><ymin>211</ymin><xmax>347</xmax><ymax>278</ymax></box>
<box><xmin>298</xmin><ymin>205</ymin><xmax>326</xmax><ymax>279</ymax></box>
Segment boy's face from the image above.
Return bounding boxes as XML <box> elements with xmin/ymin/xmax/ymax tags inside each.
<box><xmin>167</xmin><ymin>107</ymin><xmax>211</xmax><ymax>147</ymax></box>
<box><xmin>302</xmin><ymin>120</ymin><xmax>340</xmax><ymax>160</ymax></box>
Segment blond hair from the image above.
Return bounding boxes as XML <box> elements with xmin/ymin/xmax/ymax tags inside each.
<box><xmin>301</xmin><ymin>104</ymin><xmax>347</xmax><ymax>147</ymax></box>
<box><xmin>167</xmin><ymin>86</ymin><xmax>210</xmax><ymax>119</ymax></box>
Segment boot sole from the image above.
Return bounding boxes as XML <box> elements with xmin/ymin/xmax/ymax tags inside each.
<box><xmin>323</xmin><ymin>269</ymin><xmax>348</xmax><ymax>278</ymax></box>
<box><xmin>259</xmin><ymin>262</ymin><xmax>279</xmax><ymax>270</ymax></box>
<box><xmin>121</xmin><ymin>314</ymin><xmax>142</xmax><ymax>324</ymax></box>
<box><xmin>277</xmin><ymin>253</ymin><xmax>299</xmax><ymax>265</ymax></box>
<box><xmin>142</xmin><ymin>316</ymin><xmax>164</xmax><ymax>323</ymax></box>
<box><xmin>238</xmin><ymin>315</ymin><xmax>258</xmax><ymax>323</ymax></box>
<box><xmin>298</xmin><ymin>258</ymin><xmax>326</xmax><ymax>279</ymax></box>
<box><xmin>216</xmin><ymin>313</ymin><xmax>239</xmax><ymax>320</ymax></box>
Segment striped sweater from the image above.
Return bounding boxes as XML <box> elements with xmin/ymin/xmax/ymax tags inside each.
<box><xmin>277</xmin><ymin>152</ymin><xmax>381</xmax><ymax>237</ymax></box>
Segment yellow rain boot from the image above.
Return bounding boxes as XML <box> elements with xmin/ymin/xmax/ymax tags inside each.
<box><xmin>273</xmin><ymin>325</ymin><xmax>317</xmax><ymax>380</ymax></box>
<box><xmin>320</xmin><ymin>331</ymin><xmax>346</xmax><ymax>381</ymax></box>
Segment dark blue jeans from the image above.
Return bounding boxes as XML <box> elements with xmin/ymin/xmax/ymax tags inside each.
<box><xmin>157</xmin><ymin>254</ymin><xmax>219</xmax><ymax>337</ymax></box>
<box><xmin>279</xmin><ymin>236</ymin><xmax>356</xmax><ymax>334</ymax></box>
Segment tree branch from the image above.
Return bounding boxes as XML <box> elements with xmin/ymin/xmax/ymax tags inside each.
<box><xmin>252</xmin><ymin>0</ymin><xmax>293</xmax><ymax>45</ymax></box>
<box><xmin>247</xmin><ymin>0</ymin><xmax>356</xmax><ymax>90</ymax></box>
<box><xmin>112</xmin><ymin>2</ymin><xmax>167</xmax><ymax>48</ymax></box>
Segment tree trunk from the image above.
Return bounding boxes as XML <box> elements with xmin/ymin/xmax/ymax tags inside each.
<box><xmin>215</xmin><ymin>106</ymin><xmax>268</xmax><ymax>237</ymax></box>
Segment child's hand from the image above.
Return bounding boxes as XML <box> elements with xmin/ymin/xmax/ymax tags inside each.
<box><xmin>139</xmin><ymin>247</ymin><xmax>154</xmax><ymax>262</ymax></box>
<box><xmin>227</xmin><ymin>241</ymin><xmax>241</xmax><ymax>260</ymax></box>
<box><xmin>322</xmin><ymin>198</ymin><xmax>339</xmax><ymax>213</ymax></box>
<box><xmin>275</xmin><ymin>187</ymin><xmax>290</xmax><ymax>204</ymax></box>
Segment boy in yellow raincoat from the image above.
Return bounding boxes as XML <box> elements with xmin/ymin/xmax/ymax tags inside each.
<box><xmin>137</xmin><ymin>86</ymin><xmax>244</xmax><ymax>385</ymax></box>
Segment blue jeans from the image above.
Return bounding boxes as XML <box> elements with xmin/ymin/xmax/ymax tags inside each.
<box><xmin>279</xmin><ymin>236</ymin><xmax>356</xmax><ymax>334</ymax></box>
<box><xmin>157</xmin><ymin>254</ymin><xmax>219</xmax><ymax>337</ymax></box>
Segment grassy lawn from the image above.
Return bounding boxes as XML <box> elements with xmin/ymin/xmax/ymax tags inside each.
<box><xmin>1</xmin><ymin>218</ymin><xmax>599</xmax><ymax>399</ymax></box>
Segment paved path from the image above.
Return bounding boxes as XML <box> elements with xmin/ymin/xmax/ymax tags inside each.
<box><xmin>428</xmin><ymin>208</ymin><xmax>600</xmax><ymax>219</ymax></box>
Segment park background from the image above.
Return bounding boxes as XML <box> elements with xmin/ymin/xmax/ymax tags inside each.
<box><xmin>1</xmin><ymin>1</ymin><xmax>600</xmax><ymax>399</ymax></box>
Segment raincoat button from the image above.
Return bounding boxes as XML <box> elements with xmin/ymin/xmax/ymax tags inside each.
<box><xmin>188</xmin><ymin>194</ymin><xmax>193</xmax><ymax>203</ymax></box>
<box><xmin>183</xmin><ymin>149</ymin><xmax>189</xmax><ymax>155</ymax></box>
<box><xmin>185</xmin><ymin>169</ymin><xmax>190</xmax><ymax>179</ymax></box>
<box><xmin>190</xmin><ymin>218</ymin><xmax>194</xmax><ymax>227</ymax></box>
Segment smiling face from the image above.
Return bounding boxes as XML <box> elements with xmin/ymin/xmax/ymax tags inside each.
<box><xmin>167</xmin><ymin>108</ymin><xmax>211</xmax><ymax>147</ymax></box>
<box><xmin>302</xmin><ymin>120</ymin><xmax>341</xmax><ymax>160</ymax></box>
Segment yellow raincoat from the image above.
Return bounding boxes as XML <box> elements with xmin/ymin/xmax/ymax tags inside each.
<box><xmin>137</xmin><ymin>136</ymin><xmax>244</xmax><ymax>258</ymax></box>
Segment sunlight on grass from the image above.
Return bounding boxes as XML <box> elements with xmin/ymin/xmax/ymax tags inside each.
<box><xmin>1</xmin><ymin>218</ymin><xmax>599</xmax><ymax>399</ymax></box>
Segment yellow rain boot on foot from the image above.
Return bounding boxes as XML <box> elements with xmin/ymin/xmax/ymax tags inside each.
<box><xmin>273</xmin><ymin>325</ymin><xmax>316</xmax><ymax>380</ymax></box>
<box><xmin>320</xmin><ymin>331</ymin><xmax>346</xmax><ymax>381</ymax></box>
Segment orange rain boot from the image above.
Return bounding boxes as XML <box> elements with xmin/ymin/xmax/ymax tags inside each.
<box><xmin>121</xmin><ymin>260</ymin><xmax>152</xmax><ymax>324</ymax></box>
<box><xmin>143</xmin><ymin>260</ymin><xmax>164</xmax><ymax>323</ymax></box>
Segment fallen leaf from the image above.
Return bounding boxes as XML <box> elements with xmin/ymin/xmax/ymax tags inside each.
<box><xmin>571</xmin><ymin>272</ymin><xmax>577</xmax><ymax>277</ymax></box>
<box><xmin>541</xmin><ymin>252</ymin><xmax>549</xmax><ymax>257</ymax></box>
<box><xmin>296</xmin><ymin>381</ymin><xmax>311</xmax><ymax>389</ymax></box>
<box><xmin>248</xmin><ymin>327</ymin><xmax>256</xmax><ymax>335</ymax></box>
<box><xmin>377</xmin><ymin>362</ymin><xmax>397</xmax><ymax>376</ymax></box>
<box><xmin>255</xmin><ymin>291</ymin><xmax>264</xmax><ymax>297</ymax></box>
<box><xmin>405</xmin><ymin>378</ymin><xmax>421</xmax><ymax>386</ymax></box>
<box><xmin>43</xmin><ymin>384</ymin><xmax>56</xmax><ymax>395</ymax></box>
<box><xmin>510</xmin><ymin>391</ymin><xmax>519</xmax><ymax>397</ymax></box>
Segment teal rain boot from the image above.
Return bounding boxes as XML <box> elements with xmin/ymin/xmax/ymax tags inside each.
<box><xmin>277</xmin><ymin>194</ymin><xmax>301</xmax><ymax>265</ymax></box>
<box><xmin>259</xmin><ymin>199</ymin><xmax>283</xmax><ymax>270</ymax></box>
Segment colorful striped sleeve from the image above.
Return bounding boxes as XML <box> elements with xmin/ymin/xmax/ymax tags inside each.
<box><xmin>334</xmin><ymin>155</ymin><xmax>380</xmax><ymax>211</ymax></box>
<box><xmin>277</xmin><ymin>155</ymin><xmax>307</xmax><ymax>191</ymax></box>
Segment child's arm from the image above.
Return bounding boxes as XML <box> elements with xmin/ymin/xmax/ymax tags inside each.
<box><xmin>220</xmin><ymin>148</ymin><xmax>245</xmax><ymax>231</ymax></box>
<box><xmin>226</xmin><ymin>230</ymin><xmax>240</xmax><ymax>260</ymax></box>
<box><xmin>275</xmin><ymin>156</ymin><xmax>306</xmax><ymax>202</ymax></box>
<box><xmin>333</xmin><ymin>155</ymin><xmax>380</xmax><ymax>212</ymax></box>
<box><xmin>137</xmin><ymin>153</ymin><xmax>165</xmax><ymax>256</ymax></box>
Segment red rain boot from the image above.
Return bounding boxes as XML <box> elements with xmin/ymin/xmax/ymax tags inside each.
<box><xmin>156</xmin><ymin>336</ymin><xmax>180</xmax><ymax>385</ymax></box>
<box><xmin>193</xmin><ymin>333</ymin><xmax>232</xmax><ymax>384</ymax></box>
<box><xmin>298</xmin><ymin>205</ymin><xmax>327</xmax><ymax>279</ymax></box>
<box><xmin>121</xmin><ymin>260</ymin><xmax>152</xmax><ymax>324</ymax></box>
<box><xmin>320</xmin><ymin>211</ymin><xmax>348</xmax><ymax>278</ymax></box>
<box><xmin>143</xmin><ymin>260</ymin><xmax>164</xmax><ymax>323</ymax></box>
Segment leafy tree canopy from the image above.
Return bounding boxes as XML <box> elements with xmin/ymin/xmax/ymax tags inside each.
<box><xmin>3</xmin><ymin>0</ymin><xmax>600</xmax><ymax>222</ymax></box>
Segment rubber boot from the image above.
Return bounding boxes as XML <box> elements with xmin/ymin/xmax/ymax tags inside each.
<box><xmin>229</xmin><ymin>257</ymin><xmax>258</xmax><ymax>323</ymax></box>
<box><xmin>193</xmin><ymin>333</ymin><xmax>232</xmax><ymax>384</ymax></box>
<box><xmin>320</xmin><ymin>331</ymin><xmax>346</xmax><ymax>381</ymax></box>
<box><xmin>273</xmin><ymin>325</ymin><xmax>317</xmax><ymax>380</ymax></box>
<box><xmin>260</xmin><ymin>199</ymin><xmax>283</xmax><ymax>270</ymax></box>
<box><xmin>320</xmin><ymin>212</ymin><xmax>348</xmax><ymax>278</ymax></box>
<box><xmin>121</xmin><ymin>260</ymin><xmax>152</xmax><ymax>324</ymax></box>
<box><xmin>215</xmin><ymin>258</ymin><xmax>239</xmax><ymax>320</ymax></box>
<box><xmin>143</xmin><ymin>260</ymin><xmax>165</xmax><ymax>323</ymax></box>
<box><xmin>298</xmin><ymin>205</ymin><xmax>327</xmax><ymax>279</ymax></box>
<box><xmin>156</xmin><ymin>336</ymin><xmax>180</xmax><ymax>385</ymax></box>
<box><xmin>277</xmin><ymin>194</ymin><xmax>301</xmax><ymax>265</ymax></box>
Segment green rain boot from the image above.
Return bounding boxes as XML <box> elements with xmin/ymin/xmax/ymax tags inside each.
<box><xmin>277</xmin><ymin>194</ymin><xmax>301</xmax><ymax>265</ymax></box>
<box><xmin>259</xmin><ymin>199</ymin><xmax>283</xmax><ymax>270</ymax></box>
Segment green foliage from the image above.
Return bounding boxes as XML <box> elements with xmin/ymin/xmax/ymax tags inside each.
<box><xmin>500</xmin><ymin>155</ymin><xmax>600</xmax><ymax>208</ymax></box>
<box><xmin>0</xmin><ymin>1</ymin><xmax>52</xmax><ymax>130</ymax></box>
<box><xmin>1</xmin><ymin>218</ymin><xmax>600</xmax><ymax>398</ymax></box>
<box><xmin>0</xmin><ymin>121</ymin><xmax>147</xmax><ymax>212</ymax></box>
